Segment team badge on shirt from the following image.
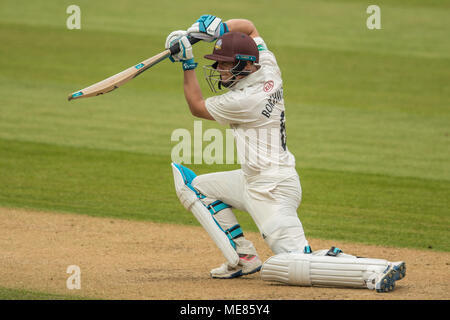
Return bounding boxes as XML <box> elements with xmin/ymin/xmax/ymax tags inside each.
<box><xmin>263</xmin><ymin>80</ymin><xmax>274</xmax><ymax>92</ymax></box>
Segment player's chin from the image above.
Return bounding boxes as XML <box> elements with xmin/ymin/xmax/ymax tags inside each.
<box><xmin>220</xmin><ymin>80</ymin><xmax>233</xmax><ymax>88</ymax></box>
<box><xmin>219</xmin><ymin>75</ymin><xmax>234</xmax><ymax>88</ymax></box>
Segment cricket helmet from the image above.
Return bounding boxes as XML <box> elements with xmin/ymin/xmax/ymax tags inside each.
<box><xmin>203</xmin><ymin>31</ymin><xmax>259</xmax><ymax>91</ymax></box>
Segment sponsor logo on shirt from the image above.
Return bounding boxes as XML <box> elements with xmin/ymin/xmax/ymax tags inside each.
<box><xmin>263</xmin><ymin>80</ymin><xmax>274</xmax><ymax>92</ymax></box>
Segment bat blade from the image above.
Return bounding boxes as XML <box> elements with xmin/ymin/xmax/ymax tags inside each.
<box><xmin>68</xmin><ymin>49</ymin><xmax>170</xmax><ymax>101</ymax></box>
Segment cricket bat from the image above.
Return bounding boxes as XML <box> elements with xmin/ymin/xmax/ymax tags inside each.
<box><xmin>68</xmin><ymin>37</ymin><xmax>201</xmax><ymax>101</ymax></box>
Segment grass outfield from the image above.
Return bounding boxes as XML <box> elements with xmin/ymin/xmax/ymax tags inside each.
<box><xmin>0</xmin><ymin>287</ymin><xmax>91</xmax><ymax>300</ymax></box>
<box><xmin>0</xmin><ymin>0</ymin><xmax>449</xmax><ymax>254</ymax></box>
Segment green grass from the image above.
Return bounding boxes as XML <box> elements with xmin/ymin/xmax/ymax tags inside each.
<box><xmin>1</xmin><ymin>138</ymin><xmax>448</xmax><ymax>251</ymax></box>
<box><xmin>0</xmin><ymin>0</ymin><xmax>449</xmax><ymax>258</ymax></box>
<box><xmin>0</xmin><ymin>286</ymin><xmax>92</xmax><ymax>300</ymax></box>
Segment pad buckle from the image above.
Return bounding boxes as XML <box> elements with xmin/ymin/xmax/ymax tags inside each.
<box><xmin>326</xmin><ymin>246</ymin><xmax>342</xmax><ymax>256</ymax></box>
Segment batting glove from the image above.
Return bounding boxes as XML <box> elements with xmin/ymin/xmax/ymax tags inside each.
<box><xmin>165</xmin><ymin>32</ymin><xmax>198</xmax><ymax>70</ymax></box>
<box><xmin>187</xmin><ymin>14</ymin><xmax>228</xmax><ymax>42</ymax></box>
<box><xmin>165</xmin><ymin>30</ymin><xmax>192</xmax><ymax>62</ymax></box>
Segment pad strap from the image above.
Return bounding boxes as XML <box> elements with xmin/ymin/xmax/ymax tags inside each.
<box><xmin>207</xmin><ymin>200</ymin><xmax>231</xmax><ymax>215</ymax></box>
<box><xmin>202</xmin><ymin>197</ymin><xmax>239</xmax><ymax>249</ymax></box>
<box><xmin>225</xmin><ymin>224</ymin><xmax>244</xmax><ymax>241</ymax></box>
<box><xmin>223</xmin><ymin>224</ymin><xmax>244</xmax><ymax>249</ymax></box>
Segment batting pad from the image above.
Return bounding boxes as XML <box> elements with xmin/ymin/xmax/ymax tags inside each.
<box><xmin>171</xmin><ymin>163</ymin><xmax>240</xmax><ymax>267</ymax></box>
<box><xmin>261</xmin><ymin>250</ymin><xmax>389</xmax><ymax>289</ymax></box>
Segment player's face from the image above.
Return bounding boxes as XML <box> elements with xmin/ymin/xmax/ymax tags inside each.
<box><xmin>216</xmin><ymin>61</ymin><xmax>234</xmax><ymax>82</ymax></box>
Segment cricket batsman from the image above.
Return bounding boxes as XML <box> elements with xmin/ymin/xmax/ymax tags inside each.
<box><xmin>167</xmin><ymin>15</ymin><xmax>406</xmax><ymax>292</ymax></box>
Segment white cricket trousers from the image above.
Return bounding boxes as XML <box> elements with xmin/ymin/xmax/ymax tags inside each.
<box><xmin>192</xmin><ymin>167</ymin><xmax>309</xmax><ymax>254</ymax></box>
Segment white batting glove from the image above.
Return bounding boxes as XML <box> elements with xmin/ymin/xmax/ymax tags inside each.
<box><xmin>187</xmin><ymin>15</ymin><xmax>228</xmax><ymax>42</ymax></box>
<box><xmin>165</xmin><ymin>30</ymin><xmax>193</xmax><ymax>62</ymax></box>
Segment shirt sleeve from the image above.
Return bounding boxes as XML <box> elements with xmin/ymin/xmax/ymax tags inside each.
<box><xmin>253</xmin><ymin>37</ymin><xmax>279</xmax><ymax>69</ymax></box>
<box><xmin>205</xmin><ymin>92</ymin><xmax>259</xmax><ymax>126</ymax></box>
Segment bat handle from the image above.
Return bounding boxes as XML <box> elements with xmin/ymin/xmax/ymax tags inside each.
<box><xmin>169</xmin><ymin>37</ymin><xmax>201</xmax><ymax>55</ymax></box>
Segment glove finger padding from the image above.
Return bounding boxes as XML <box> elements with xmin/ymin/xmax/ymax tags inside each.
<box><xmin>187</xmin><ymin>22</ymin><xmax>216</xmax><ymax>42</ymax></box>
<box><xmin>187</xmin><ymin>15</ymin><xmax>228</xmax><ymax>42</ymax></box>
<box><xmin>165</xmin><ymin>30</ymin><xmax>188</xmax><ymax>62</ymax></box>
<box><xmin>178</xmin><ymin>36</ymin><xmax>194</xmax><ymax>60</ymax></box>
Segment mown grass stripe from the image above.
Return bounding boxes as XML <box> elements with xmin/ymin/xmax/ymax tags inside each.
<box><xmin>1</xmin><ymin>138</ymin><xmax>448</xmax><ymax>251</ymax></box>
<box><xmin>0</xmin><ymin>286</ymin><xmax>95</xmax><ymax>300</ymax></box>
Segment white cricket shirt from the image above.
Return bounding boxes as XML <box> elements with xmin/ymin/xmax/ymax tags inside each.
<box><xmin>205</xmin><ymin>37</ymin><xmax>296</xmax><ymax>177</ymax></box>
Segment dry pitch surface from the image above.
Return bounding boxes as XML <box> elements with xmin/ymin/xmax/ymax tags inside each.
<box><xmin>1</xmin><ymin>207</ymin><xmax>449</xmax><ymax>300</ymax></box>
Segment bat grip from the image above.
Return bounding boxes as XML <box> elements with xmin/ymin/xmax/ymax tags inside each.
<box><xmin>169</xmin><ymin>37</ymin><xmax>201</xmax><ymax>55</ymax></box>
